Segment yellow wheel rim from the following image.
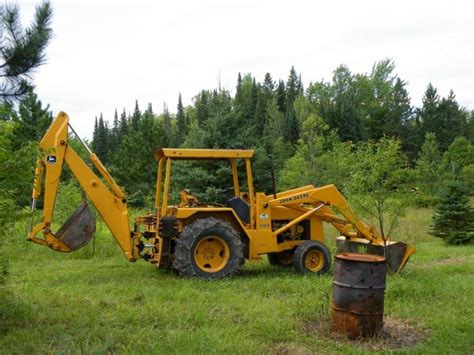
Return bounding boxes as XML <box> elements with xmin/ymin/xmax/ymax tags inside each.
<box><xmin>194</xmin><ymin>236</ymin><xmax>230</xmax><ymax>273</ymax></box>
<box><xmin>305</xmin><ymin>250</ymin><xmax>324</xmax><ymax>272</ymax></box>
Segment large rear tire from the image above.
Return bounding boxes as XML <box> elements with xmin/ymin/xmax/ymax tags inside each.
<box><xmin>294</xmin><ymin>240</ymin><xmax>331</xmax><ymax>275</ymax></box>
<box><xmin>173</xmin><ymin>217</ymin><xmax>244</xmax><ymax>279</ymax></box>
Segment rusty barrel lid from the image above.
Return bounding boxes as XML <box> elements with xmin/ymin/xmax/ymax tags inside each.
<box><xmin>335</xmin><ymin>253</ymin><xmax>385</xmax><ymax>263</ymax></box>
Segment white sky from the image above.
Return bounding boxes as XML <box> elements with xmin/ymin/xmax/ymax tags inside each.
<box><xmin>17</xmin><ymin>0</ymin><xmax>474</xmax><ymax>139</ymax></box>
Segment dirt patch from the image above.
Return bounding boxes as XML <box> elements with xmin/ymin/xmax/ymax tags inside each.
<box><xmin>301</xmin><ymin>316</ymin><xmax>426</xmax><ymax>351</ymax></box>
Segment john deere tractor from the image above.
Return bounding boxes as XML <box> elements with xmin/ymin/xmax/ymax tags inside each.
<box><xmin>28</xmin><ymin>112</ymin><xmax>415</xmax><ymax>279</ymax></box>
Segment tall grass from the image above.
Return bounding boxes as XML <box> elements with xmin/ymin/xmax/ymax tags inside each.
<box><xmin>0</xmin><ymin>206</ymin><xmax>473</xmax><ymax>354</ymax></box>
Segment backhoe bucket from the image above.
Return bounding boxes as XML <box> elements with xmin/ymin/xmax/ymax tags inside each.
<box><xmin>336</xmin><ymin>237</ymin><xmax>415</xmax><ymax>275</ymax></box>
<box><xmin>55</xmin><ymin>200</ymin><xmax>96</xmax><ymax>251</ymax></box>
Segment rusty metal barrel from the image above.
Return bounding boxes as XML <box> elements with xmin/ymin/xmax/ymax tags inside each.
<box><xmin>332</xmin><ymin>253</ymin><xmax>387</xmax><ymax>338</ymax></box>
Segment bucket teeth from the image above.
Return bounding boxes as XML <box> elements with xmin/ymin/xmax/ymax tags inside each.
<box><xmin>55</xmin><ymin>200</ymin><xmax>96</xmax><ymax>251</ymax></box>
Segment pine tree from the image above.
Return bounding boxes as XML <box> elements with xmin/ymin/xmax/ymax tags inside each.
<box><xmin>0</xmin><ymin>2</ymin><xmax>53</xmax><ymax>101</ymax></box>
<box><xmin>401</xmin><ymin>112</ymin><xmax>423</xmax><ymax>162</ymax></box>
<box><xmin>286</xmin><ymin>66</ymin><xmax>299</xmax><ymax>107</ymax></box>
<box><xmin>297</xmin><ymin>73</ymin><xmax>304</xmax><ymax>95</ymax></box>
<box><xmin>430</xmin><ymin>180</ymin><xmax>474</xmax><ymax>245</ymax></box>
<box><xmin>176</xmin><ymin>93</ymin><xmax>186</xmax><ymax>145</ymax></box>
<box><xmin>419</xmin><ymin>86</ymin><xmax>469</xmax><ymax>152</ymax></box>
<box><xmin>284</xmin><ymin>106</ymin><xmax>299</xmax><ymax>144</ymax></box>
<box><xmin>162</xmin><ymin>103</ymin><xmax>174</xmax><ymax>146</ymax></box>
<box><xmin>262</xmin><ymin>73</ymin><xmax>274</xmax><ymax>96</ymax></box>
<box><xmin>420</xmin><ymin>83</ymin><xmax>440</xmax><ymax>137</ymax></box>
<box><xmin>437</xmin><ymin>91</ymin><xmax>468</xmax><ymax>151</ymax></box>
<box><xmin>131</xmin><ymin>100</ymin><xmax>141</xmax><ymax>130</ymax></box>
<box><xmin>119</xmin><ymin>108</ymin><xmax>128</xmax><ymax>139</ymax></box>
<box><xmin>254</xmin><ymin>94</ymin><xmax>266</xmax><ymax>137</ymax></box>
<box><xmin>258</xmin><ymin>73</ymin><xmax>274</xmax><ymax>137</ymax></box>
<box><xmin>92</xmin><ymin>116</ymin><xmax>98</xmax><ymax>150</ymax></box>
<box><xmin>146</xmin><ymin>102</ymin><xmax>153</xmax><ymax>115</ymax></box>
<box><xmin>276</xmin><ymin>80</ymin><xmax>286</xmax><ymax>113</ymax></box>
<box><xmin>235</xmin><ymin>73</ymin><xmax>243</xmax><ymax>105</ymax></box>
<box><xmin>95</xmin><ymin>113</ymin><xmax>108</xmax><ymax>164</ymax></box>
<box><xmin>13</xmin><ymin>89</ymin><xmax>52</xmax><ymax>145</ymax></box>
<box><xmin>110</xmin><ymin>108</ymin><xmax>119</xmax><ymax>150</ymax></box>
<box><xmin>384</xmin><ymin>77</ymin><xmax>411</xmax><ymax>138</ymax></box>
<box><xmin>195</xmin><ymin>90</ymin><xmax>210</xmax><ymax>127</ymax></box>
<box><xmin>327</xmin><ymin>65</ymin><xmax>363</xmax><ymax>142</ymax></box>
<box><xmin>250</xmin><ymin>78</ymin><xmax>260</xmax><ymax>133</ymax></box>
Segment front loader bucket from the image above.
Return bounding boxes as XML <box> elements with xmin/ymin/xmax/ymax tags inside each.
<box><xmin>336</xmin><ymin>237</ymin><xmax>415</xmax><ymax>275</ymax></box>
<box><xmin>55</xmin><ymin>200</ymin><xmax>96</xmax><ymax>251</ymax></box>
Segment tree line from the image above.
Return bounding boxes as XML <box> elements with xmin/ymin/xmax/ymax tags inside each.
<box><xmin>89</xmin><ymin>59</ymin><xmax>473</xmax><ymax>208</ymax></box>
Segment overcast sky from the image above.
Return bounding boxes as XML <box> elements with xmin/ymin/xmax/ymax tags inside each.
<box><xmin>18</xmin><ymin>0</ymin><xmax>473</xmax><ymax>139</ymax></box>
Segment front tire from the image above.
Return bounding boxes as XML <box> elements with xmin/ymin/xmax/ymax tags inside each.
<box><xmin>173</xmin><ymin>217</ymin><xmax>244</xmax><ymax>279</ymax></box>
<box><xmin>294</xmin><ymin>241</ymin><xmax>331</xmax><ymax>275</ymax></box>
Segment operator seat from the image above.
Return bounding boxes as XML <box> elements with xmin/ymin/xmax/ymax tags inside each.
<box><xmin>228</xmin><ymin>197</ymin><xmax>250</xmax><ymax>224</ymax></box>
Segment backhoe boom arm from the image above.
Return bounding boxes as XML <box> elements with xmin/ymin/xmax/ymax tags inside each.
<box><xmin>28</xmin><ymin>112</ymin><xmax>134</xmax><ymax>260</ymax></box>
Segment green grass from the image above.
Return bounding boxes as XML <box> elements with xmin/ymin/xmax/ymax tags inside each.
<box><xmin>1</xmin><ymin>207</ymin><xmax>473</xmax><ymax>354</ymax></box>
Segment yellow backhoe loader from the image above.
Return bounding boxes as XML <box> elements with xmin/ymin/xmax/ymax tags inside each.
<box><xmin>28</xmin><ymin>112</ymin><xmax>415</xmax><ymax>279</ymax></box>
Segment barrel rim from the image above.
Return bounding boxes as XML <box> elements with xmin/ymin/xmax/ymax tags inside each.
<box><xmin>335</xmin><ymin>253</ymin><xmax>385</xmax><ymax>263</ymax></box>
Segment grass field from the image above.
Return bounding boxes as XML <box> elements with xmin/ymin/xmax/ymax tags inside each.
<box><xmin>1</xmin><ymin>207</ymin><xmax>473</xmax><ymax>354</ymax></box>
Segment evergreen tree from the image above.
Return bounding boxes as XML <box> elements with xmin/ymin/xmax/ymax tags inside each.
<box><xmin>436</xmin><ymin>91</ymin><xmax>468</xmax><ymax>151</ymax></box>
<box><xmin>276</xmin><ymin>80</ymin><xmax>286</xmax><ymax>113</ymax></box>
<box><xmin>401</xmin><ymin>112</ymin><xmax>423</xmax><ymax>162</ymax></box>
<box><xmin>92</xmin><ymin>116</ymin><xmax>98</xmax><ymax>150</ymax></box>
<box><xmin>110</xmin><ymin>108</ymin><xmax>119</xmax><ymax>149</ymax></box>
<box><xmin>286</xmin><ymin>66</ymin><xmax>299</xmax><ymax>107</ymax></box>
<box><xmin>330</xmin><ymin>65</ymin><xmax>363</xmax><ymax>142</ymax></box>
<box><xmin>284</xmin><ymin>106</ymin><xmax>299</xmax><ymax>144</ymax></box>
<box><xmin>94</xmin><ymin>113</ymin><xmax>108</xmax><ymax>164</ymax></box>
<box><xmin>0</xmin><ymin>101</ymin><xmax>15</xmax><ymax>121</ymax></box>
<box><xmin>420</xmin><ymin>83</ymin><xmax>440</xmax><ymax>137</ymax></box>
<box><xmin>110</xmin><ymin>111</ymin><xmax>167</xmax><ymax>207</ymax></box>
<box><xmin>257</xmin><ymin>73</ymin><xmax>275</xmax><ymax>137</ymax></box>
<box><xmin>119</xmin><ymin>108</ymin><xmax>128</xmax><ymax>139</ymax></box>
<box><xmin>254</xmin><ymin>93</ymin><xmax>266</xmax><ymax>137</ymax></box>
<box><xmin>262</xmin><ymin>73</ymin><xmax>274</xmax><ymax>97</ymax></box>
<box><xmin>131</xmin><ymin>100</ymin><xmax>141</xmax><ymax>130</ymax></box>
<box><xmin>384</xmin><ymin>77</ymin><xmax>411</xmax><ymax>137</ymax></box>
<box><xmin>235</xmin><ymin>73</ymin><xmax>243</xmax><ymax>105</ymax></box>
<box><xmin>265</xmin><ymin>97</ymin><xmax>286</xmax><ymax>138</ymax></box>
<box><xmin>12</xmin><ymin>89</ymin><xmax>52</xmax><ymax>145</ymax></box>
<box><xmin>162</xmin><ymin>103</ymin><xmax>174</xmax><ymax>146</ymax></box>
<box><xmin>233</xmin><ymin>74</ymin><xmax>256</xmax><ymax>130</ymax></box>
<box><xmin>0</xmin><ymin>2</ymin><xmax>53</xmax><ymax>101</ymax></box>
<box><xmin>430</xmin><ymin>180</ymin><xmax>474</xmax><ymax>245</ymax></box>
<box><xmin>146</xmin><ymin>102</ymin><xmax>153</xmax><ymax>115</ymax></box>
<box><xmin>297</xmin><ymin>73</ymin><xmax>304</xmax><ymax>95</ymax></box>
<box><xmin>176</xmin><ymin>93</ymin><xmax>186</xmax><ymax>145</ymax></box>
<box><xmin>195</xmin><ymin>90</ymin><xmax>210</xmax><ymax>127</ymax></box>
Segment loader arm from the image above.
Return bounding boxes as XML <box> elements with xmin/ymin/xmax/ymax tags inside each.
<box><xmin>268</xmin><ymin>184</ymin><xmax>415</xmax><ymax>273</ymax></box>
<box><xmin>28</xmin><ymin>112</ymin><xmax>134</xmax><ymax>261</ymax></box>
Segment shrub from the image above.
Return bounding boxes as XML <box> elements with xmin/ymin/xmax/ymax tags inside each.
<box><xmin>430</xmin><ymin>180</ymin><xmax>474</xmax><ymax>245</ymax></box>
